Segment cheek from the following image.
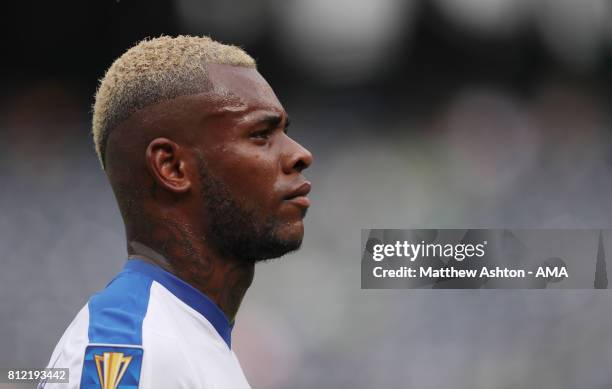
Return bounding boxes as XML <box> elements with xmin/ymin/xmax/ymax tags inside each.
<box><xmin>210</xmin><ymin>148</ymin><xmax>280</xmax><ymax>205</ymax></box>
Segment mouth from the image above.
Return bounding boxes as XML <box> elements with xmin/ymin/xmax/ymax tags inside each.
<box><xmin>284</xmin><ymin>181</ymin><xmax>311</xmax><ymax>208</ymax></box>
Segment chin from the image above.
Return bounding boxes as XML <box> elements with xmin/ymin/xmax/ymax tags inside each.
<box><xmin>277</xmin><ymin>220</ymin><xmax>304</xmax><ymax>244</ymax></box>
<box><xmin>253</xmin><ymin>221</ymin><xmax>304</xmax><ymax>262</ymax></box>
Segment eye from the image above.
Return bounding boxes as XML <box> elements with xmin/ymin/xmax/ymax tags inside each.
<box><xmin>250</xmin><ymin>129</ymin><xmax>273</xmax><ymax>142</ymax></box>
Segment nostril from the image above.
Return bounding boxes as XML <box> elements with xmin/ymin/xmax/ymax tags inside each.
<box><xmin>293</xmin><ymin>159</ymin><xmax>307</xmax><ymax>173</ymax></box>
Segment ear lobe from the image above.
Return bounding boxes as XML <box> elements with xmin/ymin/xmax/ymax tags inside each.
<box><xmin>145</xmin><ymin>137</ymin><xmax>191</xmax><ymax>194</ymax></box>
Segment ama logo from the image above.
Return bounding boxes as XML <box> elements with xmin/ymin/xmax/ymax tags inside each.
<box><xmin>535</xmin><ymin>266</ymin><xmax>568</xmax><ymax>278</ymax></box>
<box><xmin>535</xmin><ymin>257</ymin><xmax>567</xmax><ymax>281</ymax></box>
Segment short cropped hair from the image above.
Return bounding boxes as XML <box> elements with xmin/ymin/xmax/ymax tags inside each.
<box><xmin>92</xmin><ymin>35</ymin><xmax>256</xmax><ymax>169</ymax></box>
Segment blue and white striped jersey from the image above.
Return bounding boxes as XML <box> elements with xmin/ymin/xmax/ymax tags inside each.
<box><xmin>41</xmin><ymin>259</ymin><xmax>251</xmax><ymax>389</ymax></box>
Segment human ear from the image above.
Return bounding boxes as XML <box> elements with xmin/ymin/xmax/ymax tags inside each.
<box><xmin>145</xmin><ymin>137</ymin><xmax>191</xmax><ymax>194</ymax></box>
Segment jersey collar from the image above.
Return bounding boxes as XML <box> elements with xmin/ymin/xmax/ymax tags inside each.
<box><xmin>123</xmin><ymin>258</ymin><xmax>234</xmax><ymax>348</ymax></box>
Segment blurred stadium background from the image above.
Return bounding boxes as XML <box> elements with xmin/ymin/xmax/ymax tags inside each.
<box><xmin>2</xmin><ymin>0</ymin><xmax>612</xmax><ymax>388</ymax></box>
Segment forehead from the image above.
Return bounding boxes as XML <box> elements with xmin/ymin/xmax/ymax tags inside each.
<box><xmin>205</xmin><ymin>63</ymin><xmax>283</xmax><ymax>116</ymax></box>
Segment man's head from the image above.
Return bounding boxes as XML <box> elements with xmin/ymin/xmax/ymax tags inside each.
<box><xmin>93</xmin><ymin>36</ymin><xmax>313</xmax><ymax>264</ymax></box>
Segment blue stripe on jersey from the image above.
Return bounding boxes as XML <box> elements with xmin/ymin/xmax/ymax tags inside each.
<box><xmin>123</xmin><ymin>258</ymin><xmax>233</xmax><ymax>348</ymax></box>
<box><xmin>87</xmin><ymin>269</ymin><xmax>153</xmax><ymax>345</ymax></box>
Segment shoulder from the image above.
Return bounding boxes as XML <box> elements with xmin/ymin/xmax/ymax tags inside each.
<box><xmin>44</xmin><ymin>262</ymin><xmax>222</xmax><ymax>388</ymax></box>
<box><xmin>42</xmin><ymin>305</ymin><xmax>90</xmax><ymax>387</ymax></box>
<box><xmin>87</xmin><ymin>269</ymin><xmax>153</xmax><ymax>345</ymax></box>
<box><xmin>78</xmin><ymin>270</ymin><xmax>157</xmax><ymax>388</ymax></box>
<box><xmin>44</xmin><ymin>270</ymin><xmax>158</xmax><ymax>388</ymax></box>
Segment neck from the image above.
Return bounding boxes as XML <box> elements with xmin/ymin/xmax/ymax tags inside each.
<box><xmin>127</xmin><ymin>229</ymin><xmax>254</xmax><ymax>323</ymax></box>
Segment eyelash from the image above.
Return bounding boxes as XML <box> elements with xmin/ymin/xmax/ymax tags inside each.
<box><xmin>251</xmin><ymin>129</ymin><xmax>273</xmax><ymax>140</ymax></box>
<box><xmin>250</xmin><ymin>127</ymin><xmax>289</xmax><ymax>143</ymax></box>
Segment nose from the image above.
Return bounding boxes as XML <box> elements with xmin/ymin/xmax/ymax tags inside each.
<box><xmin>282</xmin><ymin>137</ymin><xmax>313</xmax><ymax>174</ymax></box>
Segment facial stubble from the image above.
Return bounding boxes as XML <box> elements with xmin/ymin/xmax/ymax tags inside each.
<box><xmin>197</xmin><ymin>156</ymin><xmax>303</xmax><ymax>263</ymax></box>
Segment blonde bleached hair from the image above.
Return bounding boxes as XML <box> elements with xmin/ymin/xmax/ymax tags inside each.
<box><xmin>92</xmin><ymin>35</ymin><xmax>256</xmax><ymax>169</ymax></box>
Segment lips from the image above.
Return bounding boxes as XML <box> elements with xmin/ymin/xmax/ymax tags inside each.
<box><xmin>285</xmin><ymin>182</ymin><xmax>311</xmax><ymax>207</ymax></box>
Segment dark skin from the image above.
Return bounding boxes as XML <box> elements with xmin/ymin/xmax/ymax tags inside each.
<box><xmin>104</xmin><ymin>63</ymin><xmax>313</xmax><ymax>322</ymax></box>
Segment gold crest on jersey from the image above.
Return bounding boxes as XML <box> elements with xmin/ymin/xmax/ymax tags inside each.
<box><xmin>94</xmin><ymin>352</ymin><xmax>133</xmax><ymax>389</ymax></box>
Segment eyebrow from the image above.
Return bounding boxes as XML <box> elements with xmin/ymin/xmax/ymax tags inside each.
<box><xmin>251</xmin><ymin>113</ymin><xmax>291</xmax><ymax>131</ymax></box>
